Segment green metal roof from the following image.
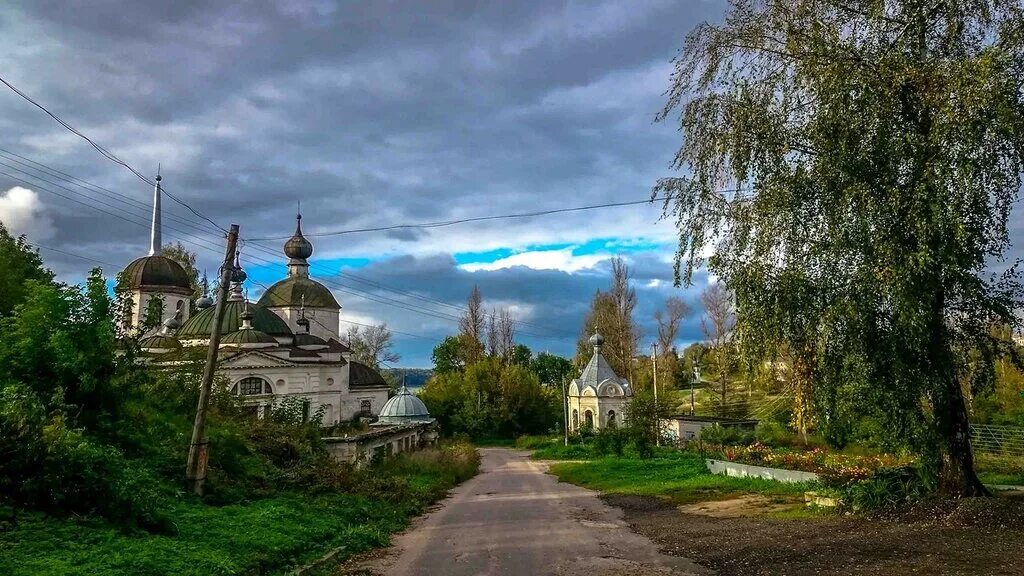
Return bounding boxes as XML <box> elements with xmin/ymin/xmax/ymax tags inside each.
<box><xmin>120</xmin><ymin>255</ymin><xmax>192</xmax><ymax>292</ymax></box>
<box><xmin>221</xmin><ymin>328</ymin><xmax>278</xmax><ymax>345</ymax></box>
<box><xmin>177</xmin><ymin>300</ymin><xmax>293</xmax><ymax>339</ymax></box>
<box><xmin>140</xmin><ymin>334</ymin><xmax>182</xmax><ymax>351</ymax></box>
<box><xmin>257</xmin><ymin>276</ymin><xmax>340</xmax><ymax>310</ymax></box>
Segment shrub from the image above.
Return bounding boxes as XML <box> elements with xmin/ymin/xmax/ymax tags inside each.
<box><xmin>755</xmin><ymin>421</ymin><xmax>795</xmax><ymax>447</ymax></box>
<box><xmin>514</xmin><ymin>435</ymin><xmax>559</xmax><ymax>450</ymax></box>
<box><xmin>839</xmin><ymin>465</ymin><xmax>932</xmax><ymax>511</ymax></box>
<box><xmin>701</xmin><ymin>424</ymin><xmax>755</xmax><ymax>447</ymax></box>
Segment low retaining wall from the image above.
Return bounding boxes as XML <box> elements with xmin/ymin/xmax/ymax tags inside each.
<box><xmin>706</xmin><ymin>459</ymin><xmax>820</xmax><ymax>483</ymax></box>
<box><xmin>324</xmin><ymin>422</ymin><xmax>437</xmax><ymax>467</ymax></box>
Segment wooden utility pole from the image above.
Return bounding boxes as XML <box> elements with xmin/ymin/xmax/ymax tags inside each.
<box><xmin>651</xmin><ymin>343</ymin><xmax>659</xmax><ymax>447</ymax></box>
<box><xmin>561</xmin><ymin>377</ymin><xmax>569</xmax><ymax>446</ymax></box>
<box><xmin>185</xmin><ymin>224</ymin><xmax>239</xmax><ymax>495</ymax></box>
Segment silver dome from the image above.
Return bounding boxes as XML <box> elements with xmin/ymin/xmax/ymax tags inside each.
<box><xmin>377</xmin><ymin>384</ymin><xmax>432</xmax><ymax>424</ymax></box>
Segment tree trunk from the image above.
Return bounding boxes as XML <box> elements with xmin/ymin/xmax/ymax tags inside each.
<box><xmin>935</xmin><ymin>372</ymin><xmax>989</xmax><ymax>497</ymax></box>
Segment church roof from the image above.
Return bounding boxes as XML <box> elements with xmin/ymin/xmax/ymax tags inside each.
<box><xmin>377</xmin><ymin>383</ymin><xmax>431</xmax><ymax>423</ymax></box>
<box><xmin>140</xmin><ymin>333</ymin><xmax>182</xmax><ymax>353</ymax></box>
<box><xmin>177</xmin><ymin>300</ymin><xmax>293</xmax><ymax>339</ymax></box>
<box><xmin>220</xmin><ymin>327</ymin><xmax>278</xmax><ymax>346</ymax></box>
<box><xmin>121</xmin><ymin>255</ymin><xmax>192</xmax><ymax>293</ymax></box>
<box><xmin>572</xmin><ymin>333</ymin><xmax>632</xmax><ymax>395</ymax></box>
<box><xmin>257</xmin><ymin>276</ymin><xmax>340</xmax><ymax>310</ymax></box>
<box><xmin>349</xmin><ymin>361</ymin><xmax>389</xmax><ymax>389</ymax></box>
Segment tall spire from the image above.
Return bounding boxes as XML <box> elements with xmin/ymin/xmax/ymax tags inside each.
<box><xmin>149</xmin><ymin>169</ymin><xmax>162</xmax><ymax>256</ymax></box>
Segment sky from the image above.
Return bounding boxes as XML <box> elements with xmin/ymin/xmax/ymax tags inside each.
<box><xmin>2</xmin><ymin>1</ymin><xmax>1020</xmax><ymax>367</ymax></box>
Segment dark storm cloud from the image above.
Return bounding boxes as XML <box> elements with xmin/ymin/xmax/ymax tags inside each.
<box><xmin>1</xmin><ymin>1</ymin><xmax>732</xmax><ymax>364</ymax></box>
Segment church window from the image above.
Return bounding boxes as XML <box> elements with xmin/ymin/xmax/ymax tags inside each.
<box><xmin>572</xmin><ymin>409</ymin><xmax>579</xmax><ymax>430</ymax></box>
<box><xmin>360</xmin><ymin>399</ymin><xmax>372</xmax><ymax>415</ymax></box>
<box><xmin>326</xmin><ymin>378</ymin><xmax>335</xmax><ymax>387</ymax></box>
<box><xmin>234</xmin><ymin>377</ymin><xmax>272</xmax><ymax>395</ymax></box>
<box><xmin>584</xmin><ymin>410</ymin><xmax>594</xmax><ymax>428</ymax></box>
<box><xmin>607</xmin><ymin>410</ymin><xmax>617</xmax><ymax>428</ymax></box>
<box><xmin>301</xmin><ymin>399</ymin><xmax>311</xmax><ymax>422</ymax></box>
<box><xmin>276</xmin><ymin>378</ymin><xmax>286</xmax><ymax>390</ymax></box>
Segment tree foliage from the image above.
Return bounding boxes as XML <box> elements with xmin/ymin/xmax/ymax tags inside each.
<box><xmin>0</xmin><ymin>222</ymin><xmax>54</xmax><ymax>317</ymax></box>
<box><xmin>656</xmin><ymin>0</ymin><xmax>1024</xmax><ymax>495</ymax></box>
<box><xmin>419</xmin><ymin>358</ymin><xmax>560</xmax><ymax>438</ymax></box>
<box><xmin>161</xmin><ymin>242</ymin><xmax>201</xmax><ymax>306</ymax></box>
<box><xmin>575</xmin><ymin>257</ymin><xmax>640</xmax><ymax>377</ymax></box>
<box><xmin>346</xmin><ymin>323</ymin><xmax>401</xmax><ymax>369</ymax></box>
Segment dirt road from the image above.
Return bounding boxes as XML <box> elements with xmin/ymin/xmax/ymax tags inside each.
<box><xmin>352</xmin><ymin>448</ymin><xmax>704</xmax><ymax>576</ymax></box>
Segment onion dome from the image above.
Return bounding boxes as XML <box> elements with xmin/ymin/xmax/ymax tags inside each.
<box><xmin>257</xmin><ymin>276</ymin><xmax>340</xmax><ymax>310</ymax></box>
<box><xmin>589</xmin><ymin>332</ymin><xmax>605</xmax><ymax>348</ymax></box>
<box><xmin>177</xmin><ymin>300</ymin><xmax>292</xmax><ymax>340</ymax></box>
<box><xmin>120</xmin><ymin>255</ymin><xmax>192</xmax><ymax>294</ymax></box>
<box><xmin>284</xmin><ymin>213</ymin><xmax>313</xmax><ymax>260</ymax></box>
<box><xmin>376</xmin><ymin>382</ymin><xmax>433</xmax><ymax>425</ymax></box>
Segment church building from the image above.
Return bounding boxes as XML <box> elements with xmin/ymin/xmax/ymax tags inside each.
<box><xmin>567</xmin><ymin>332</ymin><xmax>633</xmax><ymax>431</ymax></box>
<box><xmin>126</xmin><ymin>175</ymin><xmax>390</xmax><ymax>425</ymax></box>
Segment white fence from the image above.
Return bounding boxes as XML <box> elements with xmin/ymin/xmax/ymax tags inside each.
<box><xmin>970</xmin><ymin>424</ymin><xmax>1024</xmax><ymax>456</ymax></box>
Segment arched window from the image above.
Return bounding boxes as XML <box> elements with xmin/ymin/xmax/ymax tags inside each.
<box><xmin>572</xmin><ymin>409</ymin><xmax>579</xmax><ymax>430</ymax></box>
<box><xmin>607</xmin><ymin>410</ymin><xmax>616</xmax><ymax>428</ymax></box>
<box><xmin>232</xmin><ymin>377</ymin><xmax>272</xmax><ymax>395</ymax></box>
<box><xmin>584</xmin><ymin>410</ymin><xmax>594</xmax><ymax>428</ymax></box>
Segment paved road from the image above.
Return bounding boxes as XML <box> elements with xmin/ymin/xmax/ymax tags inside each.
<box><xmin>355</xmin><ymin>448</ymin><xmax>704</xmax><ymax>576</ymax></box>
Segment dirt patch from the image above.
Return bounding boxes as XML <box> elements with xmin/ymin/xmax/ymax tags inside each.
<box><xmin>678</xmin><ymin>494</ymin><xmax>798</xmax><ymax>518</ymax></box>
<box><xmin>604</xmin><ymin>494</ymin><xmax>1024</xmax><ymax>576</ymax></box>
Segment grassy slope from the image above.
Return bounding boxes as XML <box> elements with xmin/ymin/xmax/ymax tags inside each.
<box><xmin>1</xmin><ymin>447</ymin><xmax>478</xmax><ymax>576</ymax></box>
<box><xmin>547</xmin><ymin>452</ymin><xmax>810</xmax><ymax>506</ymax></box>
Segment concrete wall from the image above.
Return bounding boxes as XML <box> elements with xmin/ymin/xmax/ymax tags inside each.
<box><xmin>324</xmin><ymin>423</ymin><xmax>438</xmax><ymax>467</ymax></box>
<box><xmin>706</xmin><ymin>459</ymin><xmax>820</xmax><ymax>483</ymax></box>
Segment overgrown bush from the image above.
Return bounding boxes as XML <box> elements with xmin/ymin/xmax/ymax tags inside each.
<box><xmin>837</xmin><ymin>465</ymin><xmax>932</xmax><ymax>511</ymax></box>
<box><xmin>701</xmin><ymin>424</ymin><xmax>755</xmax><ymax>447</ymax></box>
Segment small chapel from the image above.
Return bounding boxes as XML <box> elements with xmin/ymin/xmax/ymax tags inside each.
<box><xmin>567</xmin><ymin>332</ymin><xmax>633</xmax><ymax>431</ymax></box>
<box><xmin>119</xmin><ymin>175</ymin><xmax>390</xmax><ymax>426</ymax></box>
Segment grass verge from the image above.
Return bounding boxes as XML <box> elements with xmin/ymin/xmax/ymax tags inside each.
<box><xmin>547</xmin><ymin>451</ymin><xmax>812</xmax><ymax>507</ymax></box>
<box><xmin>0</xmin><ymin>443</ymin><xmax>480</xmax><ymax>576</ymax></box>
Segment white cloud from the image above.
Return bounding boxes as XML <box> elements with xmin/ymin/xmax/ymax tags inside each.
<box><xmin>460</xmin><ymin>247</ymin><xmax>606</xmax><ymax>273</ymax></box>
<box><xmin>0</xmin><ymin>187</ymin><xmax>55</xmax><ymax>240</ymax></box>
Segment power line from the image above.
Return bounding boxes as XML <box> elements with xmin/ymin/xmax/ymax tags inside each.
<box><xmin>0</xmin><ymin>147</ymin><xmax>222</xmax><ymax>235</ymax></box>
<box><xmin>0</xmin><ymin>75</ymin><xmax>227</xmax><ymax>233</ymax></box>
<box><xmin>33</xmin><ymin>242</ymin><xmax>117</xmax><ymax>268</ymax></box>
<box><xmin>245</xmin><ymin>196</ymin><xmax>671</xmax><ymax>241</ymax></box>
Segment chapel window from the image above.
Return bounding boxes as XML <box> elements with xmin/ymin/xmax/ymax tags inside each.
<box><xmin>234</xmin><ymin>377</ymin><xmax>272</xmax><ymax>395</ymax></box>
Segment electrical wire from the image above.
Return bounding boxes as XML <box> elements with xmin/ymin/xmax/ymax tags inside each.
<box><xmin>0</xmin><ymin>75</ymin><xmax>227</xmax><ymax>232</ymax></box>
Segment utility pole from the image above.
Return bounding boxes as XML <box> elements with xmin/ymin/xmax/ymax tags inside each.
<box><xmin>185</xmin><ymin>224</ymin><xmax>239</xmax><ymax>496</ymax></box>
<box><xmin>561</xmin><ymin>376</ymin><xmax>569</xmax><ymax>446</ymax></box>
<box><xmin>651</xmin><ymin>343</ymin><xmax>659</xmax><ymax>447</ymax></box>
<box><xmin>691</xmin><ymin>362</ymin><xmax>699</xmax><ymax>416</ymax></box>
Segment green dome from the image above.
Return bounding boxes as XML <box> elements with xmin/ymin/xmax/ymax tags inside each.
<box><xmin>121</xmin><ymin>255</ymin><xmax>192</xmax><ymax>293</ymax></box>
<box><xmin>140</xmin><ymin>334</ymin><xmax>182</xmax><ymax>352</ymax></box>
<box><xmin>177</xmin><ymin>300</ymin><xmax>292</xmax><ymax>339</ymax></box>
<box><xmin>257</xmin><ymin>276</ymin><xmax>340</xmax><ymax>310</ymax></box>
<box><xmin>221</xmin><ymin>328</ymin><xmax>277</xmax><ymax>346</ymax></box>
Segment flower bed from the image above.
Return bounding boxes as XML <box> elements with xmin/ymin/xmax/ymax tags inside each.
<box><xmin>716</xmin><ymin>443</ymin><xmax>913</xmax><ymax>484</ymax></box>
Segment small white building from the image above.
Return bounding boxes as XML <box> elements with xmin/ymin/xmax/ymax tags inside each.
<box><xmin>567</xmin><ymin>333</ymin><xmax>633</xmax><ymax>431</ymax></box>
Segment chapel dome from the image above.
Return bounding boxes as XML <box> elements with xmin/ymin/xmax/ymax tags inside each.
<box><xmin>257</xmin><ymin>276</ymin><xmax>340</xmax><ymax>310</ymax></box>
<box><xmin>177</xmin><ymin>300</ymin><xmax>293</xmax><ymax>339</ymax></box>
<box><xmin>121</xmin><ymin>255</ymin><xmax>192</xmax><ymax>293</ymax></box>
<box><xmin>377</xmin><ymin>383</ymin><xmax>432</xmax><ymax>424</ymax></box>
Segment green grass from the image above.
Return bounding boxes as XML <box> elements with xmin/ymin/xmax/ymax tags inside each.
<box><xmin>548</xmin><ymin>451</ymin><xmax>812</xmax><ymax>506</ymax></box>
<box><xmin>976</xmin><ymin>453</ymin><xmax>1024</xmax><ymax>486</ymax></box>
<box><xmin>0</xmin><ymin>444</ymin><xmax>481</xmax><ymax>576</ymax></box>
